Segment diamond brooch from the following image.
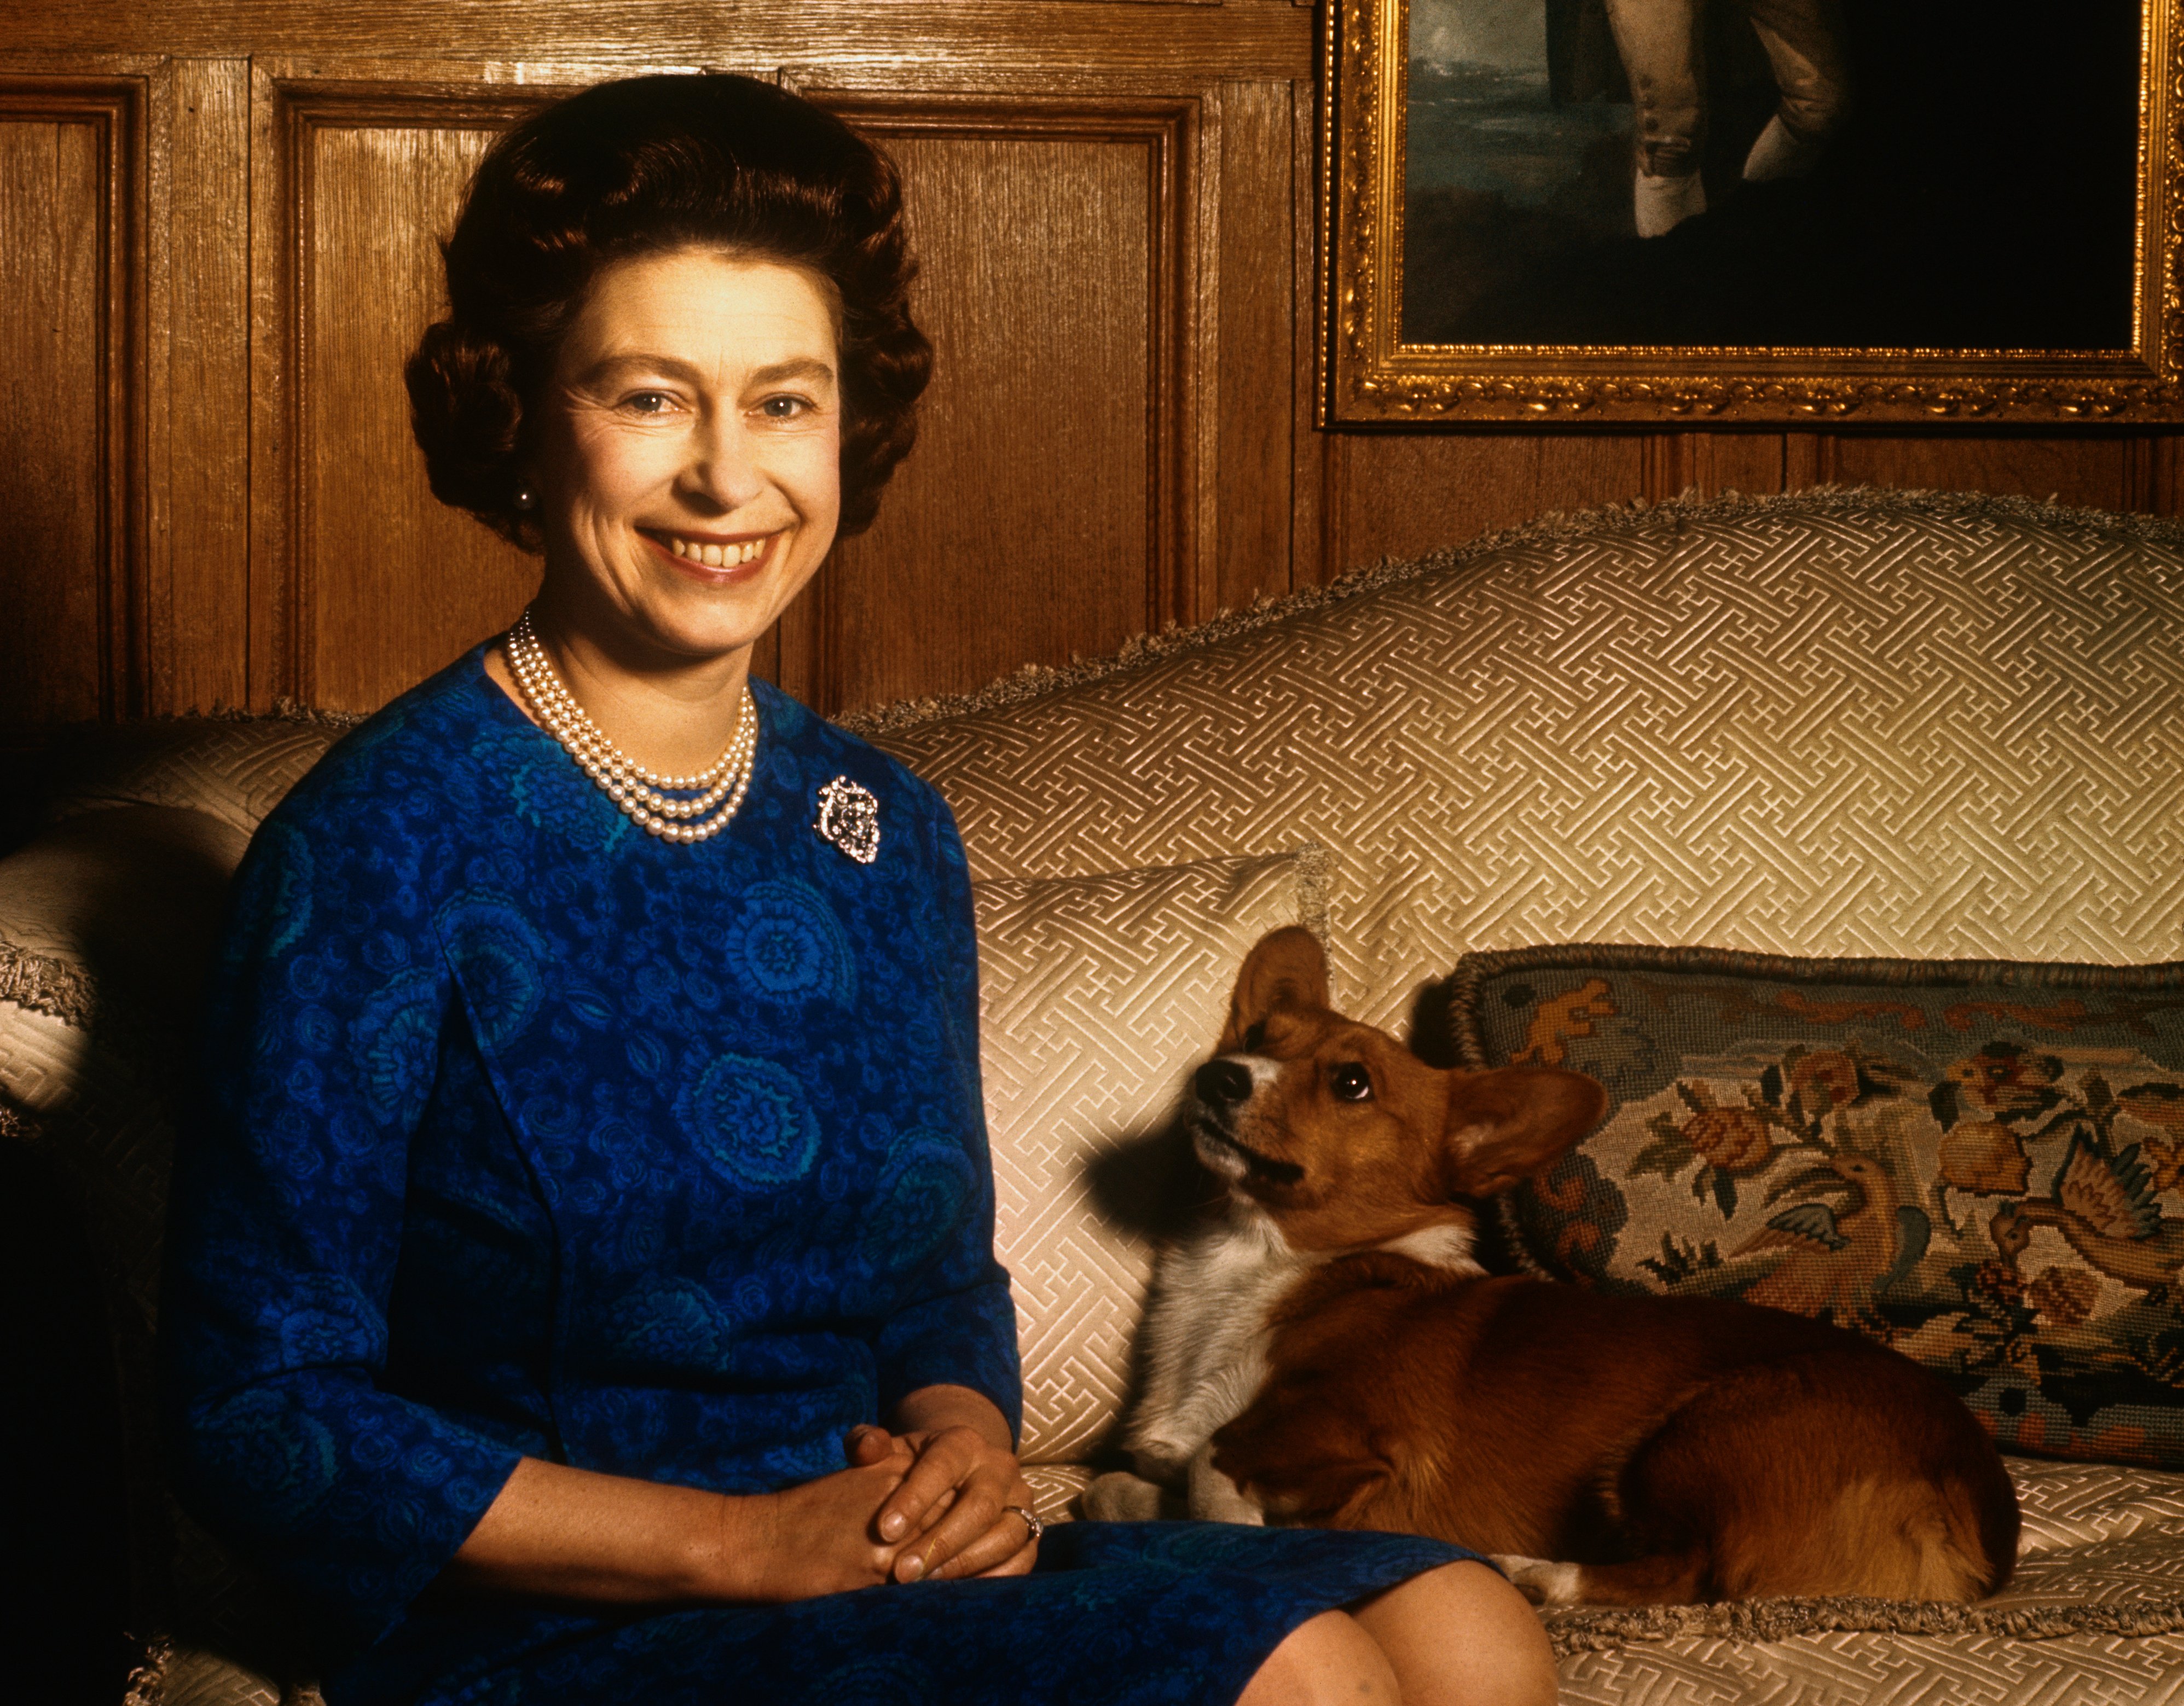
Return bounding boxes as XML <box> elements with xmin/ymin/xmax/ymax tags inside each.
<box><xmin>814</xmin><ymin>777</ymin><xmax>881</xmax><ymax>864</ymax></box>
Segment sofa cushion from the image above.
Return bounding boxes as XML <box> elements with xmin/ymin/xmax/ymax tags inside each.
<box><xmin>0</xmin><ymin>804</ymin><xmax>305</xmax><ymax>1669</ymax></box>
<box><xmin>0</xmin><ymin>803</ymin><xmax>251</xmax><ymax>1395</ymax></box>
<box><xmin>974</xmin><ymin>848</ymin><xmax>1326</xmax><ymax>1465</ymax></box>
<box><xmin>1445</xmin><ymin>943</ymin><xmax>2184</xmax><ymax>1468</ymax></box>
<box><xmin>39</xmin><ymin>718</ymin><xmax>344</xmax><ymax>840</ymax></box>
<box><xmin>859</xmin><ymin>490</ymin><xmax>2184</xmax><ymax>1033</ymax></box>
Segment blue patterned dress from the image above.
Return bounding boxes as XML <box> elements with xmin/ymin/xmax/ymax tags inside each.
<box><xmin>160</xmin><ymin>649</ymin><xmax>1472</xmax><ymax>1705</ymax></box>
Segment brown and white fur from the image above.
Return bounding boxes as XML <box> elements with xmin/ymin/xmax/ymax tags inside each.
<box><xmin>1086</xmin><ymin>927</ymin><xmax>2020</xmax><ymax>1606</ymax></box>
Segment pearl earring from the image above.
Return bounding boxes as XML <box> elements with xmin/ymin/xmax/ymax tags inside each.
<box><xmin>513</xmin><ymin>485</ymin><xmax>538</xmax><ymax>512</ymax></box>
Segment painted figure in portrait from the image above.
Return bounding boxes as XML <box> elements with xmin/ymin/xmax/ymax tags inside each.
<box><xmin>1403</xmin><ymin>0</ymin><xmax>2141</xmax><ymax>350</ymax></box>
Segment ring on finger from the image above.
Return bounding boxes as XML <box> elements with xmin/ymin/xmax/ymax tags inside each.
<box><xmin>1003</xmin><ymin>1502</ymin><xmax>1045</xmax><ymax>1546</ymax></box>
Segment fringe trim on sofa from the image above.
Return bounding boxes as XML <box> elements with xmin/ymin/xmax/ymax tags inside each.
<box><xmin>0</xmin><ymin>1099</ymin><xmax>39</xmax><ymax>1147</ymax></box>
<box><xmin>1292</xmin><ymin>842</ymin><xmax>1332</xmax><ymax>949</ymax></box>
<box><xmin>0</xmin><ymin>941</ymin><xmax>98</xmax><ymax>1029</ymax></box>
<box><xmin>0</xmin><ymin>942</ymin><xmax>171</xmax><ymax>1076</ymax></box>
<box><xmin>120</xmin><ymin>1635</ymin><xmax>170</xmax><ymax>1706</ymax></box>
<box><xmin>836</xmin><ymin>486</ymin><xmax>2184</xmax><ymax>737</ymax></box>
<box><xmin>120</xmin><ymin>1633</ymin><xmax>327</xmax><ymax>1706</ymax></box>
<box><xmin>188</xmin><ymin>699</ymin><xmax>363</xmax><ymax>729</ymax></box>
<box><xmin>1542</xmin><ymin>1593</ymin><xmax>2184</xmax><ymax>1655</ymax></box>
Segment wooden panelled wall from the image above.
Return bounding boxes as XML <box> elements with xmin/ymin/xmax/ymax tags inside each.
<box><xmin>3</xmin><ymin>0</ymin><xmax>2181</xmax><ymax>726</ymax></box>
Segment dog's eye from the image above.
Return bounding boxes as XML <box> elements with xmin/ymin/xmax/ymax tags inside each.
<box><xmin>1243</xmin><ymin>1022</ymin><xmax>1266</xmax><ymax>1052</ymax></box>
<box><xmin>1330</xmin><ymin>1063</ymin><xmax>1374</xmax><ymax>1102</ymax></box>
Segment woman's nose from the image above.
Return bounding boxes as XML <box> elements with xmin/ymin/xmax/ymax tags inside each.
<box><xmin>681</xmin><ymin>420</ymin><xmax>766</xmax><ymax>513</ymax></box>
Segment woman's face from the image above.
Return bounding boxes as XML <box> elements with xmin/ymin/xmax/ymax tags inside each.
<box><xmin>528</xmin><ymin>247</ymin><xmax>843</xmax><ymax>668</ymax></box>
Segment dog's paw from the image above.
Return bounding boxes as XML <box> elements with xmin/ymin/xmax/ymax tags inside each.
<box><xmin>1083</xmin><ymin>1472</ymin><xmax>1169</xmax><ymax>1523</ymax></box>
<box><xmin>1491</xmin><ymin>1554</ymin><xmax>1584</xmax><ymax>1606</ymax></box>
<box><xmin>1186</xmin><ymin>1448</ymin><xmax>1267</xmax><ymax>1525</ymax></box>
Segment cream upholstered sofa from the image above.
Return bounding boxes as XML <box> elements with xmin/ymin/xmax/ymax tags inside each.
<box><xmin>7</xmin><ymin>488</ymin><xmax>2184</xmax><ymax>1704</ymax></box>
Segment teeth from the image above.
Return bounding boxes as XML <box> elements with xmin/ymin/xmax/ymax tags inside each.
<box><xmin>665</xmin><ymin>535</ymin><xmax>767</xmax><ymax>566</ymax></box>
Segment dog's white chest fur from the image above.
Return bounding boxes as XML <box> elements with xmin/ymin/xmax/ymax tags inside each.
<box><xmin>1133</xmin><ymin>1215</ymin><xmax>1302</xmax><ymax>1468</ymax></box>
<box><xmin>1097</xmin><ymin>1209</ymin><xmax>1309</xmax><ymax>1523</ymax></box>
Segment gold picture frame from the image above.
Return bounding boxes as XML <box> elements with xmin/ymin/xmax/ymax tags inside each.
<box><xmin>1323</xmin><ymin>0</ymin><xmax>2184</xmax><ymax>425</ymax></box>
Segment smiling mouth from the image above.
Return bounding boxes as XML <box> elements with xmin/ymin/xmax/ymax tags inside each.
<box><xmin>644</xmin><ymin>529</ymin><xmax>779</xmax><ymax>570</ymax></box>
<box><xmin>1192</xmin><ymin>1119</ymin><xmax>1305</xmax><ymax>1187</ymax></box>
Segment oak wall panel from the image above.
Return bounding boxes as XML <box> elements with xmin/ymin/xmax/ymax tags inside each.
<box><xmin>1328</xmin><ymin>428</ymin><xmax>2184</xmax><ymax>583</ymax></box>
<box><xmin>264</xmin><ymin>81</ymin><xmax>544</xmax><ymax>711</ymax></box>
<box><xmin>1826</xmin><ymin>435</ymin><xmax>2138</xmax><ymax>514</ymax></box>
<box><xmin>1638</xmin><ymin>432</ymin><xmax>1800</xmax><ymax>504</ymax></box>
<box><xmin>1328</xmin><ymin>434</ymin><xmax>1649</xmax><ymax>575</ymax></box>
<box><xmin>153</xmin><ymin>56</ymin><xmax>251</xmax><ymax>716</ymax></box>
<box><xmin>801</xmin><ymin>97</ymin><xmax>1197</xmax><ymax>715</ymax></box>
<box><xmin>1214</xmin><ymin>77</ymin><xmax>1298</xmax><ymax>616</ymax></box>
<box><xmin>0</xmin><ymin>82</ymin><xmax>139</xmax><ymax>724</ymax></box>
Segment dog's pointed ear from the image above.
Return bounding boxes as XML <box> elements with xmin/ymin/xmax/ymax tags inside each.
<box><xmin>1439</xmin><ymin>1067</ymin><xmax>1608</xmax><ymax>1199</ymax></box>
<box><xmin>1219</xmin><ymin>927</ymin><xmax>1330</xmax><ymax>1051</ymax></box>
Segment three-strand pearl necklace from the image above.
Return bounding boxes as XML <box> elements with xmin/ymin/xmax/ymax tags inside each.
<box><xmin>504</xmin><ymin>608</ymin><xmax>757</xmax><ymax>845</ymax></box>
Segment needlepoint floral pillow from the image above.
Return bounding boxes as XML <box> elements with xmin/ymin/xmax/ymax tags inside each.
<box><xmin>1444</xmin><ymin>945</ymin><xmax>2184</xmax><ymax>1469</ymax></box>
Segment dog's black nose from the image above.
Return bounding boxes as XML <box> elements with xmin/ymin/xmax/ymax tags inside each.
<box><xmin>1195</xmin><ymin>1060</ymin><xmax>1255</xmax><ymax>1107</ymax></box>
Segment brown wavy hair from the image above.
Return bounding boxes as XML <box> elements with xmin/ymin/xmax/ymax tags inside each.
<box><xmin>405</xmin><ymin>73</ymin><xmax>931</xmax><ymax>548</ymax></box>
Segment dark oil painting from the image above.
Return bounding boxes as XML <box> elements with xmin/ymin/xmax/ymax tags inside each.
<box><xmin>1403</xmin><ymin>0</ymin><xmax>2142</xmax><ymax>350</ymax></box>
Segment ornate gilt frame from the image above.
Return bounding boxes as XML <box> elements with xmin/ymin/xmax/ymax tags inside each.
<box><xmin>1323</xmin><ymin>0</ymin><xmax>2184</xmax><ymax>424</ymax></box>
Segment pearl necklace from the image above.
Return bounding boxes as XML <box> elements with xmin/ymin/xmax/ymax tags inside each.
<box><xmin>504</xmin><ymin>609</ymin><xmax>757</xmax><ymax>845</ymax></box>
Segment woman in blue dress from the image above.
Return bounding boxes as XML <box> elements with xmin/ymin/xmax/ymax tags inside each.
<box><xmin>159</xmin><ymin>73</ymin><xmax>1557</xmax><ymax>1706</ymax></box>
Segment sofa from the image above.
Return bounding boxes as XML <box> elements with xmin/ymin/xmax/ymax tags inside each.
<box><xmin>7</xmin><ymin>486</ymin><xmax>2184</xmax><ymax>1704</ymax></box>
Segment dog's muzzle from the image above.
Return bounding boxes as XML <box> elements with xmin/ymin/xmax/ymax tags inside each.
<box><xmin>1189</xmin><ymin>1060</ymin><xmax>1304</xmax><ymax>1187</ymax></box>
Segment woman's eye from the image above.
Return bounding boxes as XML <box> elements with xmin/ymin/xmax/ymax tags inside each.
<box><xmin>757</xmin><ymin>394</ymin><xmax>812</xmax><ymax>420</ymax></box>
<box><xmin>624</xmin><ymin>391</ymin><xmax>676</xmax><ymax>415</ymax></box>
<box><xmin>1330</xmin><ymin>1064</ymin><xmax>1373</xmax><ymax>1102</ymax></box>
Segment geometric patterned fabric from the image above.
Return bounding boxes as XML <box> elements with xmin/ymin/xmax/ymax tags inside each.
<box><xmin>973</xmin><ymin>850</ymin><xmax>1324</xmax><ymax>1465</ymax></box>
<box><xmin>1446</xmin><ymin>944</ymin><xmax>2184</xmax><ymax>1469</ymax></box>
<box><xmin>1558</xmin><ymin>1627</ymin><xmax>2184</xmax><ymax>1706</ymax></box>
<box><xmin>2003</xmin><ymin>1457</ymin><xmax>2184</xmax><ymax>1610</ymax></box>
<box><xmin>42</xmin><ymin>717</ymin><xmax>343</xmax><ymax>839</ymax></box>
<box><xmin>865</xmin><ymin>491</ymin><xmax>2184</xmax><ymax>1037</ymax></box>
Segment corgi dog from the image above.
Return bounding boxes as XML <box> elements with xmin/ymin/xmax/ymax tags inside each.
<box><xmin>1086</xmin><ymin>927</ymin><xmax>2019</xmax><ymax>1606</ymax></box>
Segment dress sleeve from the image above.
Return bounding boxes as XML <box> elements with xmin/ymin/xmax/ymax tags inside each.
<box><xmin>159</xmin><ymin>782</ymin><xmax>523</xmax><ymax>1651</ymax></box>
<box><xmin>869</xmin><ymin>792</ymin><xmax>1025</xmax><ymax>1443</ymax></box>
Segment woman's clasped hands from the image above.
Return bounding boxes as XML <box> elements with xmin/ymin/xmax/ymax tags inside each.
<box><xmin>740</xmin><ymin>1384</ymin><xmax>1038</xmax><ymax>1601</ymax></box>
<box><xmin>848</xmin><ymin>1420</ymin><xmax>1039</xmax><ymax>1584</ymax></box>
